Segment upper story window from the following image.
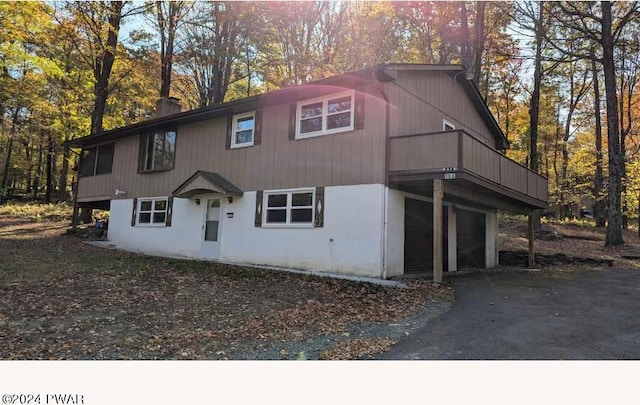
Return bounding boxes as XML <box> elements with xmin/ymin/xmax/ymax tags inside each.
<box><xmin>231</xmin><ymin>112</ymin><xmax>255</xmax><ymax>148</ymax></box>
<box><xmin>140</xmin><ymin>130</ymin><xmax>176</xmax><ymax>172</ymax></box>
<box><xmin>79</xmin><ymin>143</ymin><xmax>115</xmax><ymax>177</ymax></box>
<box><xmin>443</xmin><ymin>120</ymin><xmax>455</xmax><ymax>131</ymax></box>
<box><xmin>296</xmin><ymin>91</ymin><xmax>354</xmax><ymax>139</ymax></box>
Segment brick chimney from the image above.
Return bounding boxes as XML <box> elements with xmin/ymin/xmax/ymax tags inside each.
<box><xmin>156</xmin><ymin>97</ymin><xmax>182</xmax><ymax>117</ymax></box>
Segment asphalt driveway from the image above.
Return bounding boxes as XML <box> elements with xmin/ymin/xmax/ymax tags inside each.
<box><xmin>380</xmin><ymin>269</ymin><xmax>640</xmax><ymax>359</ymax></box>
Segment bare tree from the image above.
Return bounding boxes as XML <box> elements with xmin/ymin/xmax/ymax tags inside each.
<box><xmin>59</xmin><ymin>1</ymin><xmax>148</xmax><ymax>135</ymax></box>
<box><xmin>590</xmin><ymin>45</ymin><xmax>606</xmax><ymax>227</ymax></box>
<box><xmin>155</xmin><ymin>1</ymin><xmax>190</xmax><ymax>98</ymax></box>
<box><xmin>549</xmin><ymin>1</ymin><xmax>639</xmax><ymax>246</ymax></box>
<box><xmin>178</xmin><ymin>2</ymin><xmax>248</xmax><ymax>107</ymax></box>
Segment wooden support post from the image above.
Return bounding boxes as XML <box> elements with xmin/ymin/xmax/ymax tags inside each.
<box><xmin>433</xmin><ymin>179</ymin><xmax>444</xmax><ymax>283</ymax></box>
<box><xmin>71</xmin><ymin>178</ymin><xmax>80</xmax><ymax>230</ymax></box>
<box><xmin>528</xmin><ymin>211</ymin><xmax>535</xmax><ymax>268</ymax></box>
<box><xmin>71</xmin><ymin>201</ymin><xmax>80</xmax><ymax>230</ymax></box>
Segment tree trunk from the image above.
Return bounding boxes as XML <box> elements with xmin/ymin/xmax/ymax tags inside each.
<box><xmin>1</xmin><ymin>136</ymin><xmax>13</xmax><ymax>200</ymax></box>
<box><xmin>560</xmin><ymin>79</ymin><xmax>576</xmax><ymax>218</ymax></box>
<box><xmin>459</xmin><ymin>2</ymin><xmax>472</xmax><ymax>69</ymax></box>
<box><xmin>621</xmin><ymin>129</ymin><xmax>627</xmax><ymax>229</ymax></box>
<box><xmin>90</xmin><ymin>1</ymin><xmax>124</xmax><ymax>136</ymax></box>
<box><xmin>45</xmin><ymin>131</ymin><xmax>54</xmax><ymax>204</ymax></box>
<box><xmin>552</xmin><ymin>95</ymin><xmax>561</xmax><ymax>190</ymax></box>
<box><xmin>473</xmin><ymin>1</ymin><xmax>486</xmax><ymax>87</ymax></box>
<box><xmin>33</xmin><ymin>131</ymin><xmax>44</xmax><ymax>199</ymax></box>
<box><xmin>559</xmin><ymin>64</ymin><xmax>588</xmax><ymax>218</ymax></box>
<box><xmin>157</xmin><ymin>1</ymin><xmax>181</xmax><ymax>98</ymax></box>
<box><xmin>526</xmin><ymin>2</ymin><xmax>543</xmax><ymax>228</ymax></box>
<box><xmin>57</xmin><ymin>143</ymin><xmax>70</xmax><ymax>201</ymax></box>
<box><xmin>1</xmin><ymin>110</ymin><xmax>19</xmax><ymax>199</ymax></box>
<box><xmin>529</xmin><ymin>1</ymin><xmax>543</xmax><ymax>176</ymax></box>
<box><xmin>601</xmin><ymin>1</ymin><xmax>624</xmax><ymax>246</ymax></box>
<box><xmin>591</xmin><ymin>46</ymin><xmax>606</xmax><ymax>227</ymax></box>
<box><xmin>619</xmin><ymin>45</ymin><xmax>628</xmax><ymax>229</ymax></box>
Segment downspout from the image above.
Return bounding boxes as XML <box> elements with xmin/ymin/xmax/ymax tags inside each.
<box><xmin>373</xmin><ymin>67</ymin><xmax>392</xmax><ymax>279</ymax></box>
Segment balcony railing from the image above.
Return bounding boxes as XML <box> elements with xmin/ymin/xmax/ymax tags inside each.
<box><xmin>389</xmin><ymin>130</ymin><xmax>548</xmax><ymax>204</ymax></box>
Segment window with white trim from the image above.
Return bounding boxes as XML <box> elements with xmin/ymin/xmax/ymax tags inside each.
<box><xmin>443</xmin><ymin>119</ymin><xmax>455</xmax><ymax>131</ymax></box>
<box><xmin>264</xmin><ymin>189</ymin><xmax>314</xmax><ymax>226</ymax></box>
<box><xmin>296</xmin><ymin>91</ymin><xmax>354</xmax><ymax>139</ymax></box>
<box><xmin>137</xmin><ymin>198</ymin><xmax>168</xmax><ymax>225</ymax></box>
<box><xmin>231</xmin><ymin>112</ymin><xmax>255</xmax><ymax>148</ymax></box>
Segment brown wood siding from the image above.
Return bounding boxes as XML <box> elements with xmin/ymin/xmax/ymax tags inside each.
<box><xmin>77</xmin><ymin>84</ymin><xmax>387</xmax><ymax>201</ymax></box>
<box><xmin>500</xmin><ymin>158</ymin><xmax>528</xmax><ymax>195</ymax></box>
<box><xmin>462</xmin><ymin>135</ymin><xmax>500</xmax><ymax>183</ymax></box>
<box><xmin>528</xmin><ymin>170</ymin><xmax>548</xmax><ymax>202</ymax></box>
<box><xmin>389</xmin><ymin>132</ymin><xmax>458</xmax><ymax>172</ymax></box>
<box><xmin>386</xmin><ymin>71</ymin><xmax>496</xmax><ymax>148</ymax></box>
<box><xmin>389</xmin><ymin>131</ymin><xmax>548</xmax><ymax>206</ymax></box>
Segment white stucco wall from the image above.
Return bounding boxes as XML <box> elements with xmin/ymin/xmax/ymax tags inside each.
<box><xmin>109</xmin><ymin>196</ymin><xmax>204</xmax><ymax>259</ymax></box>
<box><xmin>384</xmin><ymin>188</ymin><xmax>405</xmax><ymax>278</ymax></box>
<box><xmin>107</xmin><ymin>184</ymin><xmax>385</xmax><ymax>278</ymax></box>
<box><xmin>221</xmin><ymin>184</ymin><xmax>384</xmax><ymax>277</ymax></box>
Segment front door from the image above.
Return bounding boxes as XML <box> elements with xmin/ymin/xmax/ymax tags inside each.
<box><xmin>201</xmin><ymin>199</ymin><xmax>221</xmax><ymax>260</ymax></box>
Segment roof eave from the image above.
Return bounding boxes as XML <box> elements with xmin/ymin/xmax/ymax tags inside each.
<box><xmin>67</xmin><ymin>67</ymin><xmax>391</xmax><ymax>149</ymax></box>
<box><xmin>459</xmin><ymin>74</ymin><xmax>510</xmax><ymax>150</ymax></box>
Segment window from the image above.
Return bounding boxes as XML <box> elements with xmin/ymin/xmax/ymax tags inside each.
<box><xmin>296</xmin><ymin>91</ymin><xmax>354</xmax><ymax>139</ymax></box>
<box><xmin>79</xmin><ymin>143</ymin><xmax>115</xmax><ymax>177</ymax></box>
<box><xmin>137</xmin><ymin>198</ymin><xmax>168</xmax><ymax>225</ymax></box>
<box><xmin>443</xmin><ymin>120</ymin><xmax>455</xmax><ymax>131</ymax></box>
<box><xmin>231</xmin><ymin>112</ymin><xmax>255</xmax><ymax>148</ymax></box>
<box><xmin>265</xmin><ymin>189</ymin><xmax>314</xmax><ymax>226</ymax></box>
<box><xmin>140</xmin><ymin>130</ymin><xmax>176</xmax><ymax>172</ymax></box>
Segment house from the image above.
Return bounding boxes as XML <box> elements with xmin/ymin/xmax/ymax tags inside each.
<box><xmin>69</xmin><ymin>64</ymin><xmax>548</xmax><ymax>282</ymax></box>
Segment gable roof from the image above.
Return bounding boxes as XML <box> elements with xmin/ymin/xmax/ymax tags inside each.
<box><xmin>172</xmin><ymin>171</ymin><xmax>243</xmax><ymax>198</ymax></box>
<box><xmin>68</xmin><ymin>64</ymin><xmax>508</xmax><ymax>150</ymax></box>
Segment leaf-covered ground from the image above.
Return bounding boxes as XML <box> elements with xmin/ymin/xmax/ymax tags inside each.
<box><xmin>499</xmin><ymin>215</ymin><xmax>640</xmax><ymax>270</ymax></box>
<box><xmin>0</xmin><ymin>216</ymin><xmax>452</xmax><ymax>360</ymax></box>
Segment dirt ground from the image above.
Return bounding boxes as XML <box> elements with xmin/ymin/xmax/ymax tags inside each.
<box><xmin>3</xmin><ymin>213</ymin><xmax>635</xmax><ymax>360</ymax></box>
<box><xmin>0</xmin><ymin>216</ymin><xmax>451</xmax><ymax>360</ymax></box>
<box><xmin>498</xmin><ymin>215</ymin><xmax>640</xmax><ymax>270</ymax></box>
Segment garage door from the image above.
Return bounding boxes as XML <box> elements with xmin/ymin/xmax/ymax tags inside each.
<box><xmin>457</xmin><ymin>209</ymin><xmax>485</xmax><ymax>268</ymax></box>
<box><xmin>404</xmin><ymin>198</ymin><xmax>447</xmax><ymax>272</ymax></box>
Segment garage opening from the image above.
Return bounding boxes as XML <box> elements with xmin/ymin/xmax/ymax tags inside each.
<box><xmin>404</xmin><ymin>198</ymin><xmax>447</xmax><ymax>273</ymax></box>
<box><xmin>457</xmin><ymin>209</ymin><xmax>485</xmax><ymax>268</ymax></box>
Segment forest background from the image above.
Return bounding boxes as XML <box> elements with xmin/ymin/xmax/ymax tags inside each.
<box><xmin>0</xmin><ymin>1</ymin><xmax>639</xmax><ymax>246</ymax></box>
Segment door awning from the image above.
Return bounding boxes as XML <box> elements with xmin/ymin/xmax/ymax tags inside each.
<box><xmin>172</xmin><ymin>171</ymin><xmax>243</xmax><ymax>198</ymax></box>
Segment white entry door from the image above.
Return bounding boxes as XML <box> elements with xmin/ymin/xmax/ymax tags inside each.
<box><xmin>200</xmin><ymin>199</ymin><xmax>221</xmax><ymax>260</ymax></box>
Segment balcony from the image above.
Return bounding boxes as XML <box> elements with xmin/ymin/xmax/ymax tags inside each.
<box><xmin>388</xmin><ymin>130</ymin><xmax>547</xmax><ymax>212</ymax></box>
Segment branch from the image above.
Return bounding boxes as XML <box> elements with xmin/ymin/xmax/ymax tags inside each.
<box><xmin>553</xmin><ymin>2</ymin><xmax>601</xmax><ymax>43</ymax></box>
<box><xmin>612</xmin><ymin>2</ymin><xmax>640</xmax><ymax>43</ymax></box>
<box><xmin>106</xmin><ymin>67</ymin><xmax>134</xmax><ymax>93</ymax></box>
